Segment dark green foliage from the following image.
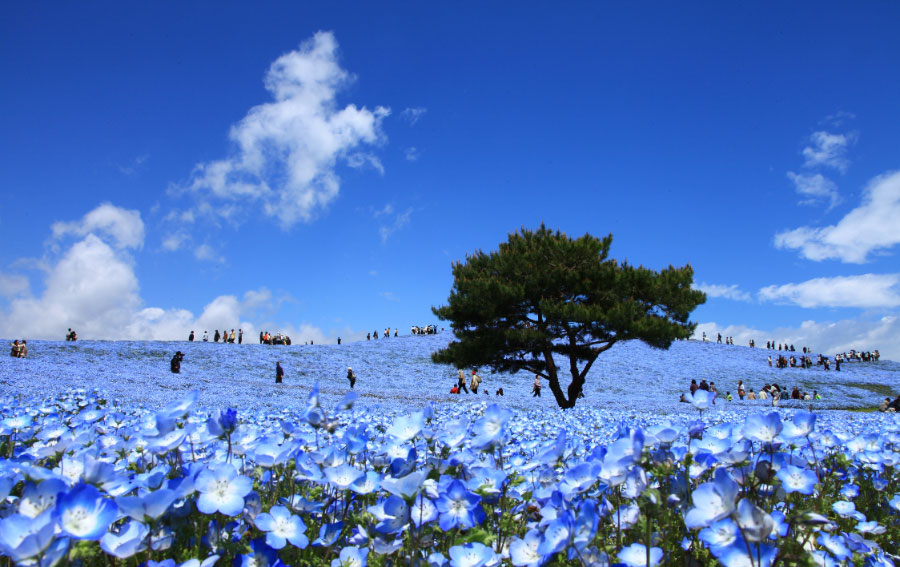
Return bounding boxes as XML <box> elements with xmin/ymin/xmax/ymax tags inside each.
<box><xmin>432</xmin><ymin>225</ymin><xmax>706</xmax><ymax>408</ymax></box>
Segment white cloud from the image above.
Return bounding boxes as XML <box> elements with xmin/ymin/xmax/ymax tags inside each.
<box><xmin>802</xmin><ymin>130</ymin><xmax>852</xmax><ymax>172</ymax></box>
<box><xmin>0</xmin><ymin>204</ymin><xmax>344</xmax><ymax>342</ymax></box>
<box><xmin>187</xmin><ymin>31</ymin><xmax>389</xmax><ymax>228</ymax></box>
<box><xmin>378</xmin><ymin>206</ymin><xmax>412</xmax><ymax>243</ymax></box>
<box><xmin>401</xmin><ymin>107</ymin><xmax>427</xmax><ymax>125</ymax></box>
<box><xmin>51</xmin><ymin>203</ymin><xmax>144</xmax><ymax>250</ymax></box>
<box><xmin>404</xmin><ymin>147</ymin><xmax>420</xmax><ymax>162</ymax></box>
<box><xmin>786</xmin><ymin>171</ymin><xmax>840</xmax><ymax>208</ymax></box>
<box><xmin>694</xmin><ymin>314</ymin><xmax>900</xmax><ymax>361</ymax></box>
<box><xmin>0</xmin><ymin>273</ymin><xmax>29</xmax><ymax>298</ymax></box>
<box><xmin>695</xmin><ymin>283</ymin><xmax>752</xmax><ymax>302</ymax></box>
<box><xmin>775</xmin><ymin>170</ymin><xmax>900</xmax><ymax>263</ymax></box>
<box><xmin>161</xmin><ymin>231</ymin><xmax>189</xmax><ymax>252</ymax></box>
<box><xmin>194</xmin><ymin>244</ymin><xmax>224</xmax><ymax>263</ymax></box>
<box><xmin>346</xmin><ymin>152</ymin><xmax>385</xmax><ymax>175</ymax></box>
<box><xmin>759</xmin><ymin>274</ymin><xmax>900</xmax><ymax>308</ymax></box>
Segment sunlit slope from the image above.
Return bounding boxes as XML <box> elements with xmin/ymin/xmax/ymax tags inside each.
<box><xmin>1</xmin><ymin>334</ymin><xmax>896</xmax><ymax>413</ymax></box>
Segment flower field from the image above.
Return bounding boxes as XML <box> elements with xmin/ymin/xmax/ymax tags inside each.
<box><xmin>1</xmin><ymin>335</ymin><xmax>900</xmax><ymax>566</ymax></box>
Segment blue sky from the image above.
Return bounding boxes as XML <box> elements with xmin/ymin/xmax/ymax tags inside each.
<box><xmin>2</xmin><ymin>2</ymin><xmax>899</xmax><ymax>357</ymax></box>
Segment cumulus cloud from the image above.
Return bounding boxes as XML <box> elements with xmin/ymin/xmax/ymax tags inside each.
<box><xmin>775</xmin><ymin>170</ymin><xmax>900</xmax><ymax>263</ymax></box>
<box><xmin>759</xmin><ymin>274</ymin><xmax>900</xmax><ymax>308</ymax></box>
<box><xmin>401</xmin><ymin>107</ymin><xmax>427</xmax><ymax>125</ymax></box>
<box><xmin>186</xmin><ymin>31</ymin><xmax>389</xmax><ymax>228</ymax></box>
<box><xmin>51</xmin><ymin>203</ymin><xmax>144</xmax><ymax>250</ymax></box>
<box><xmin>694</xmin><ymin>314</ymin><xmax>900</xmax><ymax>361</ymax></box>
<box><xmin>695</xmin><ymin>283</ymin><xmax>752</xmax><ymax>302</ymax></box>
<box><xmin>786</xmin><ymin>172</ymin><xmax>840</xmax><ymax>208</ymax></box>
<box><xmin>802</xmin><ymin>130</ymin><xmax>852</xmax><ymax>172</ymax></box>
<box><xmin>0</xmin><ymin>204</ymin><xmax>347</xmax><ymax>342</ymax></box>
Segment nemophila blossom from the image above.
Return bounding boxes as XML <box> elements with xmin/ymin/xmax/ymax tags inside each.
<box><xmin>331</xmin><ymin>546</ymin><xmax>369</xmax><ymax>567</ymax></box>
<box><xmin>734</xmin><ymin>499</ymin><xmax>774</xmax><ymax>542</ymax></box>
<box><xmin>689</xmin><ymin>389</ymin><xmax>712</xmax><ymax>411</ymax></box>
<box><xmin>207</xmin><ymin>408</ymin><xmax>238</xmax><ymax>438</ymax></box>
<box><xmin>235</xmin><ymin>538</ymin><xmax>284</xmax><ymax>567</ymax></box>
<box><xmin>618</xmin><ymin>543</ymin><xmax>662</xmax><ymax>567</ymax></box>
<box><xmin>410</xmin><ymin>493</ymin><xmax>438</xmax><ymax>527</ymax></box>
<box><xmin>537</xmin><ymin>516</ymin><xmax>572</xmax><ymax>556</ymax></box>
<box><xmin>817</xmin><ymin>533</ymin><xmax>852</xmax><ymax>561</ymax></box>
<box><xmin>349</xmin><ymin>471</ymin><xmax>381</xmax><ymax>495</ymax></box>
<box><xmin>839</xmin><ymin>484</ymin><xmax>860</xmax><ymax>499</ymax></box>
<box><xmin>387</xmin><ymin>410</ymin><xmax>425</xmax><ymax>441</ymax></box>
<box><xmin>311</xmin><ymin>521</ymin><xmax>343</xmax><ymax>547</ymax></box>
<box><xmin>470</xmin><ymin>404</ymin><xmax>513</xmax><ymax>449</ymax></box>
<box><xmin>832</xmin><ymin>500</ymin><xmax>865</xmax><ymax>520</ymax></box>
<box><xmin>99</xmin><ymin>520</ymin><xmax>149</xmax><ymax>558</ymax></box>
<box><xmin>0</xmin><ymin>511</ymin><xmax>58</xmax><ymax>563</ymax></box>
<box><xmin>57</xmin><ymin>482</ymin><xmax>118</xmax><ymax>540</ymax></box>
<box><xmin>435</xmin><ymin>479</ymin><xmax>485</xmax><ymax>530</ymax></box>
<box><xmin>509</xmin><ymin>529</ymin><xmax>544</xmax><ymax>567</ymax></box>
<box><xmin>698</xmin><ymin>518</ymin><xmax>741</xmax><ymax>553</ymax></box>
<box><xmin>887</xmin><ymin>494</ymin><xmax>900</xmax><ymax>512</ymax></box>
<box><xmin>448</xmin><ymin>542</ymin><xmax>495</xmax><ymax>567</ymax></box>
<box><xmin>718</xmin><ymin>543</ymin><xmax>778</xmax><ymax>567</ymax></box>
<box><xmin>684</xmin><ymin>467</ymin><xmax>739</xmax><ymax>529</ymax></box>
<box><xmin>116</xmin><ymin>488</ymin><xmax>178</xmax><ymax>522</ymax></box>
<box><xmin>18</xmin><ymin>479</ymin><xmax>67</xmax><ymax>518</ymax></box>
<box><xmin>254</xmin><ymin>505</ymin><xmax>308</xmax><ymax>549</ymax></box>
<box><xmin>781</xmin><ymin>411</ymin><xmax>816</xmax><ymax>440</ymax></box>
<box><xmin>324</xmin><ymin>463</ymin><xmax>365</xmax><ymax>490</ymax></box>
<box><xmin>195</xmin><ymin>462</ymin><xmax>252</xmax><ymax>516</ymax></box>
<box><xmin>742</xmin><ymin>412</ymin><xmax>783</xmax><ymax>444</ymax></box>
<box><xmin>381</xmin><ymin>470</ymin><xmax>426</xmax><ymax>498</ymax></box>
<box><xmin>776</xmin><ymin>464</ymin><xmax>818</xmax><ymax>495</ymax></box>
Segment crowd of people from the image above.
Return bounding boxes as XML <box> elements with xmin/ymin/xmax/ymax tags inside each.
<box><xmin>879</xmin><ymin>397</ymin><xmax>900</xmax><ymax>412</ymax></box>
<box><xmin>685</xmin><ymin>378</ymin><xmax>821</xmax><ymax>406</ymax></box>
<box><xmin>9</xmin><ymin>340</ymin><xmax>28</xmax><ymax>358</ymax></box>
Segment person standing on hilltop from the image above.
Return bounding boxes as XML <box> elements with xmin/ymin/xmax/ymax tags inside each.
<box><xmin>214</xmin><ymin>330</ymin><xmax>220</xmax><ymax>343</ymax></box>
<box><xmin>456</xmin><ymin>369</ymin><xmax>469</xmax><ymax>394</ymax></box>
<box><xmin>347</xmin><ymin>367</ymin><xmax>357</xmax><ymax>389</ymax></box>
<box><xmin>275</xmin><ymin>361</ymin><xmax>284</xmax><ymax>384</ymax></box>
<box><xmin>470</xmin><ymin>369</ymin><xmax>481</xmax><ymax>394</ymax></box>
<box><xmin>238</xmin><ymin>329</ymin><xmax>243</xmax><ymax>344</ymax></box>
<box><xmin>202</xmin><ymin>331</ymin><xmax>209</xmax><ymax>342</ymax></box>
<box><xmin>189</xmin><ymin>331</ymin><xmax>194</xmax><ymax>342</ymax></box>
<box><xmin>170</xmin><ymin>351</ymin><xmax>184</xmax><ymax>373</ymax></box>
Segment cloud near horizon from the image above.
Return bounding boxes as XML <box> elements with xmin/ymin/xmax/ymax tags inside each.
<box><xmin>695</xmin><ymin>314</ymin><xmax>899</xmax><ymax>361</ymax></box>
<box><xmin>184</xmin><ymin>31</ymin><xmax>389</xmax><ymax>229</ymax></box>
<box><xmin>775</xmin><ymin>170</ymin><xmax>900</xmax><ymax>263</ymax></box>
<box><xmin>759</xmin><ymin>273</ymin><xmax>900</xmax><ymax>309</ymax></box>
<box><xmin>695</xmin><ymin>282</ymin><xmax>752</xmax><ymax>302</ymax></box>
<box><xmin>0</xmin><ymin>204</ymin><xmax>363</xmax><ymax>343</ymax></box>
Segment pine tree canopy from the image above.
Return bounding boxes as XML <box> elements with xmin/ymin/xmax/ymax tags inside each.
<box><xmin>432</xmin><ymin>225</ymin><xmax>707</xmax><ymax>408</ymax></box>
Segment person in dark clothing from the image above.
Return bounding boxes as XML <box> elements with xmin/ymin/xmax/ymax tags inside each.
<box><xmin>835</xmin><ymin>358</ymin><xmax>841</xmax><ymax>372</ymax></box>
<box><xmin>338</xmin><ymin>337</ymin><xmax>342</xmax><ymax>345</ymax></box>
<box><xmin>189</xmin><ymin>331</ymin><xmax>194</xmax><ymax>342</ymax></box>
<box><xmin>887</xmin><ymin>396</ymin><xmax>900</xmax><ymax>412</ymax></box>
<box><xmin>214</xmin><ymin>330</ymin><xmax>220</xmax><ymax>343</ymax></box>
<box><xmin>347</xmin><ymin>367</ymin><xmax>356</xmax><ymax>389</ymax></box>
<box><xmin>170</xmin><ymin>351</ymin><xmax>184</xmax><ymax>373</ymax></box>
<box><xmin>689</xmin><ymin>379</ymin><xmax>698</xmax><ymax>394</ymax></box>
<box><xmin>367</xmin><ymin>333</ymin><xmax>371</xmax><ymax>340</ymax></box>
<box><xmin>699</xmin><ymin>379</ymin><xmax>710</xmax><ymax>391</ymax></box>
<box><xmin>791</xmin><ymin>386</ymin><xmax>801</xmax><ymax>400</ymax></box>
<box><xmin>496</xmin><ymin>388</ymin><xmax>504</xmax><ymax>396</ymax></box>
<box><xmin>456</xmin><ymin>370</ymin><xmax>469</xmax><ymax>394</ymax></box>
<box><xmin>276</xmin><ymin>362</ymin><xmax>284</xmax><ymax>384</ymax></box>
<box><xmin>238</xmin><ymin>329</ymin><xmax>243</xmax><ymax>344</ymax></box>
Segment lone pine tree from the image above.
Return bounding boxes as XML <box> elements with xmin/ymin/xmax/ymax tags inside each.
<box><xmin>432</xmin><ymin>225</ymin><xmax>706</xmax><ymax>409</ymax></box>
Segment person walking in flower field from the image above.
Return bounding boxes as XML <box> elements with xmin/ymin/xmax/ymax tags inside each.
<box><xmin>470</xmin><ymin>369</ymin><xmax>481</xmax><ymax>394</ymax></box>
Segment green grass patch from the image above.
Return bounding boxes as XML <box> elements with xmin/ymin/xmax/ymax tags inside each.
<box><xmin>840</xmin><ymin>381</ymin><xmax>897</xmax><ymax>397</ymax></box>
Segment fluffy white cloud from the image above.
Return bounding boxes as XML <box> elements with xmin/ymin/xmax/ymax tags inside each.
<box><xmin>0</xmin><ymin>204</ymin><xmax>347</xmax><ymax>342</ymax></box>
<box><xmin>775</xmin><ymin>171</ymin><xmax>900</xmax><ymax>262</ymax></box>
<box><xmin>695</xmin><ymin>283</ymin><xmax>752</xmax><ymax>302</ymax></box>
<box><xmin>759</xmin><ymin>274</ymin><xmax>900</xmax><ymax>308</ymax></box>
<box><xmin>695</xmin><ymin>314</ymin><xmax>899</xmax><ymax>361</ymax></box>
<box><xmin>51</xmin><ymin>203</ymin><xmax>144</xmax><ymax>250</ymax></box>
<box><xmin>802</xmin><ymin>130</ymin><xmax>852</xmax><ymax>172</ymax></box>
<box><xmin>786</xmin><ymin>172</ymin><xmax>840</xmax><ymax>208</ymax></box>
<box><xmin>187</xmin><ymin>31</ymin><xmax>389</xmax><ymax>228</ymax></box>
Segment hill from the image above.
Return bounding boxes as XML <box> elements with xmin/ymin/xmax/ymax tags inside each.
<box><xmin>1</xmin><ymin>333</ymin><xmax>897</xmax><ymax>414</ymax></box>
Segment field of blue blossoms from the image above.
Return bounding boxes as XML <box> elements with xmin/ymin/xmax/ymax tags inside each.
<box><xmin>1</xmin><ymin>334</ymin><xmax>900</xmax><ymax>567</ymax></box>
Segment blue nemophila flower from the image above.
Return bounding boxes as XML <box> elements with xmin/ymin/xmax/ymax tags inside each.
<box><xmin>470</xmin><ymin>404</ymin><xmax>513</xmax><ymax>450</ymax></box>
<box><xmin>718</xmin><ymin>542</ymin><xmax>777</xmax><ymax>567</ymax></box>
<box><xmin>741</xmin><ymin>413</ymin><xmax>783</xmax><ymax>445</ymax></box>
<box><xmin>324</xmin><ymin>463</ymin><xmax>365</xmax><ymax>490</ymax></box>
<box><xmin>381</xmin><ymin>470</ymin><xmax>426</xmax><ymax>498</ymax></box>
<box><xmin>57</xmin><ymin>483</ymin><xmax>118</xmax><ymax>540</ymax></box>
<box><xmin>179</xmin><ymin>556</ymin><xmax>220</xmax><ymax>567</ymax></box>
<box><xmin>817</xmin><ymin>533</ymin><xmax>852</xmax><ymax>561</ymax></box>
<box><xmin>0</xmin><ymin>511</ymin><xmax>58</xmax><ymax>563</ymax></box>
<box><xmin>195</xmin><ymin>462</ymin><xmax>252</xmax><ymax>516</ymax></box>
<box><xmin>99</xmin><ymin>520</ymin><xmax>149</xmax><ymax>558</ymax></box>
<box><xmin>684</xmin><ymin>468</ymin><xmax>739</xmax><ymax>529</ymax></box>
<box><xmin>448</xmin><ymin>542</ymin><xmax>495</xmax><ymax>567</ymax></box>
<box><xmin>18</xmin><ymin>479</ymin><xmax>67</xmax><ymax>518</ymax></box>
<box><xmin>312</xmin><ymin>521</ymin><xmax>344</xmax><ymax>547</ymax></box>
<box><xmin>572</xmin><ymin>500</ymin><xmax>599</xmax><ymax>551</ymax></box>
<box><xmin>698</xmin><ymin>518</ymin><xmax>741</xmax><ymax>554</ymax></box>
<box><xmin>536</xmin><ymin>516</ymin><xmax>572</xmax><ymax>556</ymax></box>
<box><xmin>208</xmin><ymin>408</ymin><xmax>238</xmax><ymax>438</ymax></box>
<box><xmin>331</xmin><ymin>545</ymin><xmax>368</xmax><ymax>567</ymax></box>
<box><xmin>832</xmin><ymin>500</ymin><xmax>865</xmax><ymax>520</ymax></box>
<box><xmin>888</xmin><ymin>494</ymin><xmax>900</xmax><ymax>512</ymax></box>
<box><xmin>234</xmin><ymin>538</ymin><xmax>284</xmax><ymax>567</ymax></box>
<box><xmin>509</xmin><ymin>529</ymin><xmax>544</xmax><ymax>567</ymax></box>
<box><xmin>370</xmin><ymin>495</ymin><xmax>410</xmax><ymax>534</ymax></box>
<box><xmin>117</xmin><ymin>488</ymin><xmax>179</xmax><ymax>522</ymax></box>
<box><xmin>618</xmin><ymin>543</ymin><xmax>663</xmax><ymax>567</ymax></box>
<box><xmin>734</xmin><ymin>499</ymin><xmax>774</xmax><ymax>542</ymax></box>
<box><xmin>410</xmin><ymin>493</ymin><xmax>439</xmax><ymax>527</ymax></box>
<box><xmin>776</xmin><ymin>464</ymin><xmax>818</xmax><ymax>495</ymax></box>
<box><xmin>387</xmin><ymin>411</ymin><xmax>425</xmax><ymax>441</ymax></box>
<box><xmin>781</xmin><ymin>411</ymin><xmax>816</xmax><ymax>440</ymax></box>
<box><xmin>855</xmin><ymin>520</ymin><xmax>886</xmax><ymax>535</ymax></box>
<box><xmin>254</xmin><ymin>505</ymin><xmax>308</xmax><ymax>549</ymax></box>
<box><xmin>688</xmin><ymin>389</ymin><xmax>712</xmax><ymax>411</ymax></box>
<box><xmin>435</xmin><ymin>479</ymin><xmax>485</xmax><ymax>530</ymax></box>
